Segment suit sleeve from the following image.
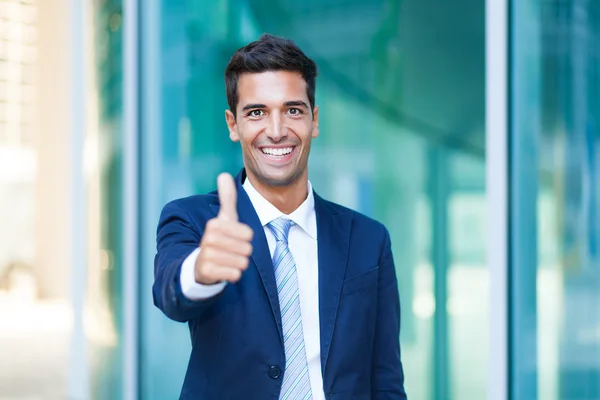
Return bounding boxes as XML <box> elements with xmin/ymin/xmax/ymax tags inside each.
<box><xmin>371</xmin><ymin>227</ymin><xmax>408</xmax><ymax>399</ymax></box>
<box><xmin>153</xmin><ymin>200</ymin><xmax>222</xmax><ymax>322</ymax></box>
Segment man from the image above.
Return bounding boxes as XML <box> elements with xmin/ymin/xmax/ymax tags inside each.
<box><xmin>153</xmin><ymin>34</ymin><xmax>407</xmax><ymax>400</ymax></box>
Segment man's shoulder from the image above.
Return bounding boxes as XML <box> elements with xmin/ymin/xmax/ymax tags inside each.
<box><xmin>161</xmin><ymin>191</ymin><xmax>219</xmax><ymax>218</ymax></box>
<box><xmin>318</xmin><ymin>196</ymin><xmax>389</xmax><ymax>237</ymax></box>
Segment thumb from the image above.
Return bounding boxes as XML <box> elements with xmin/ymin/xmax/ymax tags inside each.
<box><xmin>217</xmin><ymin>172</ymin><xmax>238</xmax><ymax>221</ymax></box>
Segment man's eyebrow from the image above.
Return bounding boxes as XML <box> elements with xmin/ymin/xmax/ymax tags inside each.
<box><xmin>241</xmin><ymin>103</ymin><xmax>267</xmax><ymax>111</ymax></box>
<box><xmin>284</xmin><ymin>100</ymin><xmax>309</xmax><ymax>108</ymax></box>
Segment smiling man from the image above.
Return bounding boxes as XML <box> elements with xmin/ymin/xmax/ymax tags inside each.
<box><xmin>153</xmin><ymin>34</ymin><xmax>407</xmax><ymax>400</ymax></box>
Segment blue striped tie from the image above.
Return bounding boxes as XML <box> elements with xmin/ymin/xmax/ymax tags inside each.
<box><xmin>267</xmin><ymin>218</ymin><xmax>313</xmax><ymax>400</ymax></box>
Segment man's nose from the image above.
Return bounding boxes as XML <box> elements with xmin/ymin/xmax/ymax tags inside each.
<box><xmin>265</xmin><ymin>113</ymin><xmax>286</xmax><ymax>141</ymax></box>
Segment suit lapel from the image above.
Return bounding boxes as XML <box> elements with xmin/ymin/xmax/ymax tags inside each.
<box><xmin>209</xmin><ymin>169</ymin><xmax>283</xmax><ymax>345</ymax></box>
<box><xmin>314</xmin><ymin>192</ymin><xmax>351</xmax><ymax>375</ymax></box>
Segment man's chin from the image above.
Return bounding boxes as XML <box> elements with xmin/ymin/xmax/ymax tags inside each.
<box><xmin>254</xmin><ymin>168</ymin><xmax>301</xmax><ymax>188</ymax></box>
<box><xmin>261</xmin><ymin>175</ymin><xmax>296</xmax><ymax>187</ymax></box>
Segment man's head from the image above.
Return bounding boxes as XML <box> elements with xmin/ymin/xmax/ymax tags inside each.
<box><xmin>224</xmin><ymin>34</ymin><xmax>319</xmax><ymax>188</ymax></box>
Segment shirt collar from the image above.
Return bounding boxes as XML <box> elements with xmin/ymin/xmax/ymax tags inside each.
<box><xmin>242</xmin><ymin>177</ymin><xmax>317</xmax><ymax>240</ymax></box>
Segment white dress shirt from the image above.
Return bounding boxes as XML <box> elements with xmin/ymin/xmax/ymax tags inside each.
<box><xmin>180</xmin><ymin>178</ymin><xmax>325</xmax><ymax>400</ymax></box>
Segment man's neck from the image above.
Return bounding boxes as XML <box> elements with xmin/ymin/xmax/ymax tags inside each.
<box><xmin>246</xmin><ymin>172</ymin><xmax>309</xmax><ymax>215</ymax></box>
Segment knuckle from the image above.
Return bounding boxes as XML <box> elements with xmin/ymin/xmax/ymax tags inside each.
<box><xmin>203</xmin><ymin>248</ymin><xmax>220</xmax><ymax>263</ymax></box>
<box><xmin>233</xmin><ymin>256</ymin><xmax>246</xmax><ymax>269</ymax></box>
<box><xmin>195</xmin><ymin>262</ymin><xmax>211</xmax><ymax>280</ymax></box>
<box><xmin>229</xmin><ymin>269</ymin><xmax>242</xmax><ymax>282</ymax></box>
<box><xmin>206</xmin><ymin>218</ymin><xmax>218</xmax><ymax>231</ymax></box>
<box><xmin>211</xmin><ymin>269</ymin><xmax>225</xmax><ymax>282</ymax></box>
<box><xmin>216</xmin><ymin>265</ymin><xmax>232</xmax><ymax>279</ymax></box>
<box><xmin>201</xmin><ymin>260</ymin><xmax>213</xmax><ymax>273</ymax></box>
<box><xmin>235</xmin><ymin>223</ymin><xmax>253</xmax><ymax>240</ymax></box>
<box><xmin>202</xmin><ymin>233</ymin><xmax>215</xmax><ymax>247</ymax></box>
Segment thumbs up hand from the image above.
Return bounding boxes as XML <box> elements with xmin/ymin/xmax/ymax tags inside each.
<box><xmin>195</xmin><ymin>173</ymin><xmax>254</xmax><ymax>285</ymax></box>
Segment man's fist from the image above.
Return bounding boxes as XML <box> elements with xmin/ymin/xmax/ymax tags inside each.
<box><xmin>195</xmin><ymin>173</ymin><xmax>254</xmax><ymax>285</ymax></box>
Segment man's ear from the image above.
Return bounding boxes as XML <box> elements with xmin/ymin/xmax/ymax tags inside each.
<box><xmin>311</xmin><ymin>105</ymin><xmax>319</xmax><ymax>138</ymax></box>
<box><xmin>225</xmin><ymin>110</ymin><xmax>240</xmax><ymax>142</ymax></box>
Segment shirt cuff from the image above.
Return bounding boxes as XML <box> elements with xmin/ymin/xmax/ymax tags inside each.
<box><xmin>180</xmin><ymin>248</ymin><xmax>227</xmax><ymax>300</ymax></box>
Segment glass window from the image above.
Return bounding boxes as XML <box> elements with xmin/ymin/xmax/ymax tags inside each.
<box><xmin>139</xmin><ymin>1</ymin><xmax>487</xmax><ymax>399</ymax></box>
<box><xmin>0</xmin><ymin>2</ymin><xmax>71</xmax><ymax>398</ymax></box>
<box><xmin>510</xmin><ymin>1</ymin><xmax>600</xmax><ymax>399</ymax></box>
<box><xmin>0</xmin><ymin>1</ymin><xmax>126</xmax><ymax>398</ymax></box>
<box><xmin>87</xmin><ymin>0</ymin><xmax>125</xmax><ymax>398</ymax></box>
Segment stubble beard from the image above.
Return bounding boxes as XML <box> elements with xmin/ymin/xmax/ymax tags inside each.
<box><xmin>245</xmin><ymin>144</ymin><xmax>311</xmax><ymax>188</ymax></box>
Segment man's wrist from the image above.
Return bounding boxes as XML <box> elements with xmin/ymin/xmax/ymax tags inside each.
<box><xmin>181</xmin><ymin>248</ymin><xmax>227</xmax><ymax>300</ymax></box>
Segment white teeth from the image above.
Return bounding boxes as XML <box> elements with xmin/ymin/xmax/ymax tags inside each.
<box><xmin>262</xmin><ymin>147</ymin><xmax>292</xmax><ymax>156</ymax></box>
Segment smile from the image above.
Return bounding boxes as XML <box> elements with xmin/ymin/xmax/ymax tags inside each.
<box><xmin>261</xmin><ymin>147</ymin><xmax>294</xmax><ymax>157</ymax></box>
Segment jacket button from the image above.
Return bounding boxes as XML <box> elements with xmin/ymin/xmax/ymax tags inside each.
<box><xmin>268</xmin><ymin>365</ymin><xmax>282</xmax><ymax>379</ymax></box>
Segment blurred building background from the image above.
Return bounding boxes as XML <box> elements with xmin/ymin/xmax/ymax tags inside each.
<box><xmin>0</xmin><ymin>0</ymin><xmax>598</xmax><ymax>399</ymax></box>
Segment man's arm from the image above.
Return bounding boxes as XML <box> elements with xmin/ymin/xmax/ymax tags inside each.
<box><xmin>153</xmin><ymin>174</ymin><xmax>253</xmax><ymax>323</ymax></box>
<box><xmin>153</xmin><ymin>200</ymin><xmax>223</xmax><ymax>322</ymax></box>
<box><xmin>371</xmin><ymin>227</ymin><xmax>408</xmax><ymax>399</ymax></box>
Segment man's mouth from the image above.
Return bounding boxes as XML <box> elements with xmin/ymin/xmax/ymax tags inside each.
<box><xmin>260</xmin><ymin>147</ymin><xmax>294</xmax><ymax>158</ymax></box>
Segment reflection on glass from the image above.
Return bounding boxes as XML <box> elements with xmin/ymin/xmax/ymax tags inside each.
<box><xmin>511</xmin><ymin>1</ymin><xmax>600</xmax><ymax>399</ymax></box>
<box><xmin>87</xmin><ymin>0</ymin><xmax>125</xmax><ymax>398</ymax></box>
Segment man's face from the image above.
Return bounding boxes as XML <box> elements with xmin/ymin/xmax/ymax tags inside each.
<box><xmin>225</xmin><ymin>71</ymin><xmax>319</xmax><ymax>187</ymax></box>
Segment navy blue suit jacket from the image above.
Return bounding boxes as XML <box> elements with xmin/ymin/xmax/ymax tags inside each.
<box><xmin>153</xmin><ymin>169</ymin><xmax>407</xmax><ymax>399</ymax></box>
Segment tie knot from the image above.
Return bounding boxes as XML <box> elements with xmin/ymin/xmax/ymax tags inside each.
<box><xmin>267</xmin><ymin>218</ymin><xmax>294</xmax><ymax>243</ymax></box>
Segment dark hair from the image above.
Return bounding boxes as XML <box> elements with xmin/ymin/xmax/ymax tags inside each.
<box><xmin>225</xmin><ymin>34</ymin><xmax>318</xmax><ymax>117</ymax></box>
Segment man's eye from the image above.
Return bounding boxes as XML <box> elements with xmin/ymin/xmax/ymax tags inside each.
<box><xmin>248</xmin><ymin>110</ymin><xmax>264</xmax><ymax>117</ymax></box>
<box><xmin>288</xmin><ymin>108</ymin><xmax>302</xmax><ymax>115</ymax></box>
